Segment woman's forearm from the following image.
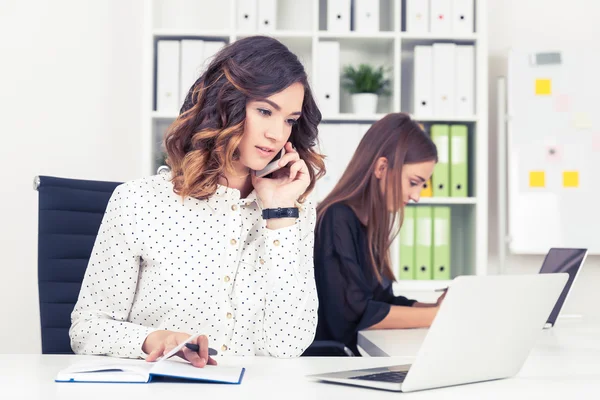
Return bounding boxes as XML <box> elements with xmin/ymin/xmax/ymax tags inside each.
<box><xmin>413</xmin><ymin>301</ymin><xmax>437</xmax><ymax>308</ymax></box>
<box><xmin>367</xmin><ymin>305</ymin><xmax>439</xmax><ymax>330</ymax></box>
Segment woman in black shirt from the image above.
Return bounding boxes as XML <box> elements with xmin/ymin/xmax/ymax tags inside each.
<box><xmin>314</xmin><ymin>113</ymin><xmax>445</xmax><ymax>355</ymax></box>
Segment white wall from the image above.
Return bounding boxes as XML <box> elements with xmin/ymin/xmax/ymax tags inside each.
<box><xmin>487</xmin><ymin>0</ymin><xmax>600</xmax><ymax>317</ymax></box>
<box><xmin>0</xmin><ymin>0</ymin><xmax>145</xmax><ymax>353</ymax></box>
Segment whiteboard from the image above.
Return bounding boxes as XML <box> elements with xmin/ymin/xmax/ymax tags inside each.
<box><xmin>507</xmin><ymin>49</ymin><xmax>600</xmax><ymax>255</ymax></box>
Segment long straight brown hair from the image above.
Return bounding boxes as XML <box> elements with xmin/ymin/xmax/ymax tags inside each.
<box><xmin>316</xmin><ymin>113</ymin><xmax>437</xmax><ymax>282</ymax></box>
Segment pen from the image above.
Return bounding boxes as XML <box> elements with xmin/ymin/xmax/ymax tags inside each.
<box><xmin>185</xmin><ymin>343</ymin><xmax>219</xmax><ymax>356</ymax></box>
<box><xmin>435</xmin><ymin>287</ymin><xmax>449</xmax><ymax>292</ymax></box>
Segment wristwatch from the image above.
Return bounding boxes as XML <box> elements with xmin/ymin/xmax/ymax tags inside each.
<box><xmin>262</xmin><ymin>207</ymin><xmax>299</xmax><ymax>220</ymax></box>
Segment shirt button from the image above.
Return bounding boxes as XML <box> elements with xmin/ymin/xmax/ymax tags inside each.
<box><xmin>226</xmin><ymin>312</ymin><xmax>233</xmax><ymax>319</ymax></box>
<box><xmin>231</xmin><ymin>204</ymin><xmax>238</xmax><ymax>211</ymax></box>
<box><xmin>273</xmin><ymin>240</ymin><xmax>280</xmax><ymax>247</ymax></box>
<box><xmin>222</xmin><ymin>344</ymin><xmax>228</xmax><ymax>351</ymax></box>
<box><xmin>230</xmin><ymin>238</ymin><xmax>237</xmax><ymax>245</ymax></box>
<box><xmin>224</xmin><ymin>275</ymin><xmax>230</xmax><ymax>282</ymax></box>
<box><xmin>259</xmin><ymin>259</ymin><xmax>265</xmax><ymax>265</ymax></box>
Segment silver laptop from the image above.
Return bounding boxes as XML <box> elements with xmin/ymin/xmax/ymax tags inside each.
<box><xmin>538</xmin><ymin>248</ymin><xmax>587</xmax><ymax>328</ymax></box>
<box><xmin>308</xmin><ymin>274</ymin><xmax>568</xmax><ymax>392</ymax></box>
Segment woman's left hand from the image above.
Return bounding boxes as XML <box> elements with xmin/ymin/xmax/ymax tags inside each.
<box><xmin>252</xmin><ymin>142</ymin><xmax>310</xmax><ymax>209</ymax></box>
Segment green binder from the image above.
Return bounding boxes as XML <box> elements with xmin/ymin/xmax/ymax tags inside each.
<box><xmin>415</xmin><ymin>206</ymin><xmax>433</xmax><ymax>280</ymax></box>
<box><xmin>432</xmin><ymin>207</ymin><xmax>451</xmax><ymax>280</ymax></box>
<box><xmin>430</xmin><ymin>125</ymin><xmax>450</xmax><ymax>197</ymax></box>
<box><xmin>450</xmin><ymin>125</ymin><xmax>469</xmax><ymax>197</ymax></box>
<box><xmin>399</xmin><ymin>207</ymin><xmax>416</xmax><ymax>280</ymax></box>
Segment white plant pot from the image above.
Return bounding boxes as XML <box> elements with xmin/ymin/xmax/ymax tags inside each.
<box><xmin>351</xmin><ymin>93</ymin><xmax>378</xmax><ymax>114</ymax></box>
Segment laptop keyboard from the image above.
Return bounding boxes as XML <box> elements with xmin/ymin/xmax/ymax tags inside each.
<box><xmin>348</xmin><ymin>370</ymin><xmax>408</xmax><ymax>383</ymax></box>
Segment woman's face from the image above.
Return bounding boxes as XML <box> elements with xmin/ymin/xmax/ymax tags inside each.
<box><xmin>400</xmin><ymin>161</ymin><xmax>436</xmax><ymax>206</ymax></box>
<box><xmin>237</xmin><ymin>82</ymin><xmax>305</xmax><ymax>172</ymax></box>
<box><xmin>378</xmin><ymin>159</ymin><xmax>436</xmax><ymax>212</ymax></box>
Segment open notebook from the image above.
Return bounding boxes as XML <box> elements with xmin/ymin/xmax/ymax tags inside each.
<box><xmin>55</xmin><ymin>334</ymin><xmax>245</xmax><ymax>384</ymax></box>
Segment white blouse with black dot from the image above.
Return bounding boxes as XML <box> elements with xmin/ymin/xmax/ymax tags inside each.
<box><xmin>69</xmin><ymin>173</ymin><xmax>318</xmax><ymax>358</ymax></box>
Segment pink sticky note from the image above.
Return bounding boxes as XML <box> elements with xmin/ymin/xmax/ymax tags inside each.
<box><xmin>592</xmin><ymin>134</ymin><xmax>600</xmax><ymax>152</ymax></box>
<box><xmin>554</xmin><ymin>94</ymin><xmax>570</xmax><ymax>112</ymax></box>
<box><xmin>545</xmin><ymin>145</ymin><xmax>562</xmax><ymax>162</ymax></box>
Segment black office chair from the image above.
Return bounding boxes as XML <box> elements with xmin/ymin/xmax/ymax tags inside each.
<box><xmin>35</xmin><ymin>175</ymin><xmax>122</xmax><ymax>354</ymax></box>
<box><xmin>35</xmin><ymin>174</ymin><xmax>353</xmax><ymax>356</ymax></box>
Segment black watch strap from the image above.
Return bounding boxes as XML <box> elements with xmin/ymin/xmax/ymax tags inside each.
<box><xmin>262</xmin><ymin>207</ymin><xmax>299</xmax><ymax>220</ymax></box>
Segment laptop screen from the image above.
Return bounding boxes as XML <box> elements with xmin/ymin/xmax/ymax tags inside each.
<box><xmin>539</xmin><ymin>248</ymin><xmax>587</xmax><ymax>326</ymax></box>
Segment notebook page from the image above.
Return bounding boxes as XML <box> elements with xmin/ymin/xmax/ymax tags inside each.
<box><xmin>55</xmin><ymin>359</ymin><xmax>154</xmax><ymax>383</ymax></box>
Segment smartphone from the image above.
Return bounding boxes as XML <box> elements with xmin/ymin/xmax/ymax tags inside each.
<box><xmin>255</xmin><ymin>147</ymin><xmax>285</xmax><ymax>178</ymax></box>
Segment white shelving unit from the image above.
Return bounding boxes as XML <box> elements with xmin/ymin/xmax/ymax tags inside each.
<box><xmin>142</xmin><ymin>0</ymin><xmax>488</xmax><ymax>295</ymax></box>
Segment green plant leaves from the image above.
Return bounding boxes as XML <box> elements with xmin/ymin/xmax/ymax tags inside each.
<box><xmin>341</xmin><ymin>64</ymin><xmax>391</xmax><ymax>95</ymax></box>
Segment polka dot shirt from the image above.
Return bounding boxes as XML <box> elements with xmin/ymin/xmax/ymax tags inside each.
<box><xmin>69</xmin><ymin>172</ymin><xmax>318</xmax><ymax>359</ymax></box>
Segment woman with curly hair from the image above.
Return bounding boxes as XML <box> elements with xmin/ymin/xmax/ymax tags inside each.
<box><xmin>70</xmin><ymin>36</ymin><xmax>325</xmax><ymax>367</ymax></box>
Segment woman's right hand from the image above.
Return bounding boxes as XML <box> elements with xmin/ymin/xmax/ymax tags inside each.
<box><xmin>142</xmin><ymin>330</ymin><xmax>217</xmax><ymax>368</ymax></box>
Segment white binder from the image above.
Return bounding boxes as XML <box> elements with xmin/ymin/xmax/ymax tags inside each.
<box><xmin>315</xmin><ymin>124</ymin><xmax>362</xmax><ymax>202</ymax></box>
<box><xmin>179</xmin><ymin>40</ymin><xmax>205</xmax><ymax>106</ymax></box>
<box><xmin>413</xmin><ymin>45</ymin><xmax>433</xmax><ymax>117</ymax></box>
<box><xmin>430</xmin><ymin>0</ymin><xmax>452</xmax><ymax>35</ymax></box>
<box><xmin>353</xmin><ymin>0</ymin><xmax>379</xmax><ymax>33</ymax></box>
<box><xmin>432</xmin><ymin>43</ymin><xmax>456</xmax><ymax>116</ymax></box>
<box><xmin>237</xmin><ymin>0</ymin><xmax>257</xmax><ymax>31</ymax></box>
<box><xmin>327</xmin><ymin>0</ymin><xmax>351</xmax><ymax>32</ymax></box>
<box><xmin>455</xmin><ymin>45</ymin><xmax>475</xmax><ymax>116</ymax></box>
<box><xmin>452</xmin><ymin>0</ymin><xmax>474</xmax><ymax>34</ymax></box>
<box><xmin>156</xmin><ymin>40</ymin><xmax>180</xmax><ymax>113</ymax></box>
<box><xmin>257</xmin><ymin>0</ymin><xmax>277</xmax><ymax>32</ymax></box>
<box><xmin>316</xmin><ymin>41</ymin><xmax>340</xmax><ymax>116</ymax></box>
<box><xmin>405</xmin><ymin>0</ymin><xmax>429</xmax><ymax>33</ymax></box>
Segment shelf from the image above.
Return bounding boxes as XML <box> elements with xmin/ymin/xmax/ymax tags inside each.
<box><xmin>394</xmin><ymin>280</ymin><xmax>451</xmax><ymax>292</ymax></box>
<box><xmin>318</xmin><ymin>31</ymin><xmax>397</xmax><ymax>40</ymax></box>
<box><xmin>411</xmin><ymin>115</ymin><xmax>478</xmax><ymax>123</ymax></box>
<box><xmin>235</xmin><ymin>30</ymin><xmax>313</xmax><ymax>38</ymax></box>
<box><xmin>411</xmin><ymin>197</ymin><xmax>477</xmax><ymax>205</ymax></box>
<box><xmin>318</xmin><ymin>32</ymin><xmax>396</xmax><ymax>51</ymax></box>
<box><xmin>401</xmin><ymin>32</ymin><xmax>478</xmax><ymax>44</ymax></box>
<box><xmin>321</xmin><ymin>113</ymin><xmax>388</xmax><ymax>123</ymax></box>
<box><xmin>152</xmin><ymin>29</ymin><xmax>231</xmax><ymax>40</ymax></box>
<box><xmin>152</xmin><ymin>111</ymin><xmax>177</xmax><ymax>120</ymax></box>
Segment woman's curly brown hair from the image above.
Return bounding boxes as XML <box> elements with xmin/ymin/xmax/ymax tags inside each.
<box><xmin>164</xmin><ymin>36</ymin><xmax>325</xmax><ymax>202</ymax></box>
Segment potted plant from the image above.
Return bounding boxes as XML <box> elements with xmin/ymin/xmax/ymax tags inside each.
<box><xmin>341</xmin><ymin>64</ymin><xmax>390</xmax><ymax>114</ymax></box>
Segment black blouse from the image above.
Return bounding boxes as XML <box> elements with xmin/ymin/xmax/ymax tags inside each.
<box><xmin>313</xmin><ymin>203</ymin><xmax>416</xmax><ymax>355</ymax></box>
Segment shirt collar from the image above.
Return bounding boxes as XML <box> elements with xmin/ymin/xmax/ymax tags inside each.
<box><xmin>160</xmin><ymin>171</ymin><xmax>262</xmax><ymax>211</ymax></box>
<box><xmin>205</xmin><ymin>184</ymin><xmax>263</xmax><ymax>211</ymax></box>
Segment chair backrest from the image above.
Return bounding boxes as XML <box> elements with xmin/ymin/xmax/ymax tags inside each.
<box><xmin>35</xmin><ymin>175</ymin><xmax>122</xmax><ymax>354</ymax></box>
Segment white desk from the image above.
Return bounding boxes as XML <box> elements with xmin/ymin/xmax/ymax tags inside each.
<box><xmin>3</xmin><ymin>319</ymin><xmax>600</xmax><ymax>400</ymax></box>
<box><xmin>1</xmin><ymin>354</ymin><xmax>413</xmax><ymax>400</ymax></box>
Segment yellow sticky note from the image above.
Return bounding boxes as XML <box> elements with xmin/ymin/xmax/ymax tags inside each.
<box><xmin>535</xmin><ymin>79</ymin><xmax>552</xmax><ymax>95</ymax></box>
<box><xmin>563</xmin><ymin>171</ymin><xmax>579</xmax><ymax>188</ymax></box>
<box><xmin>529</xmin><ymin>171</ymin><xmax>545</xmax><ymax>188</ymax></box>
<box><xmin>421</xmin><ymin>179</ymin><xmax>433</xmax><ymax>197</ymax></box>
